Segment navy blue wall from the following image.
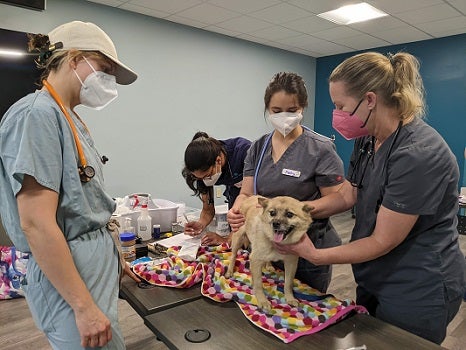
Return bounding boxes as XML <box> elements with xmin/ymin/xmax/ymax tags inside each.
<box><xmin>314</xmin><ymin>34</ymin><xmax>466</xmax><ymax>186</ymax></box>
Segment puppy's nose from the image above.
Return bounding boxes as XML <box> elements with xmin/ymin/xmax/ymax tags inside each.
<box><xmin>272</xmin><ymin>221</ymin><xmax>281</xmax><ymax>230</ymax></box>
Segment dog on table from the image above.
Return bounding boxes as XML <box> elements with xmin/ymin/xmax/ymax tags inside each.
<box><xmin>225</xmin><ymin>195</ymin><xmax>313</xmax><ymax>310</ymax></box>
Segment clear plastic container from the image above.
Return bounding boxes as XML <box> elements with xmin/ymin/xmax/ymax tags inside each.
<box><xmin>137</xmin><ymin>201</ymin><xmax>152</xmax><ymax>241</ymax></box>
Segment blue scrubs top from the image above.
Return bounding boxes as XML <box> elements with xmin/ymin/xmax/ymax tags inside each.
<box><xmin>0</xmin><ymin>90</ymin><xmax>115</xmax><ymax>252</ymax></box>
<box><xmin>196</xmin><ymin>137</ymin><xmax>251</xmax><ymax>208</ymax></box>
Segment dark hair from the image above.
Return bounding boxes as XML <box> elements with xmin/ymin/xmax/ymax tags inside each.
<box><xmin>182</xmin><ymin>131</ymin><xmax>226</xmax><ymax>197</ymax></box>
<box><xmin>264</xmin><ymin>72</ymin><xmax>308</xmax><ymax>113</ymax></box>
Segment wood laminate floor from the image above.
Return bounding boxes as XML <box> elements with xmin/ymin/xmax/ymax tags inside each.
<box><xmin>0</xmin><ymin>211</ymin><xmax>464</xmax><ymax>349</ymax></box>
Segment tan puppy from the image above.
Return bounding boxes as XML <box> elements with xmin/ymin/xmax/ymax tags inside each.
<box><xmin>225</xmin><ymin>195</ymin><xmax>313</xmax><ymax>310</ymax></box>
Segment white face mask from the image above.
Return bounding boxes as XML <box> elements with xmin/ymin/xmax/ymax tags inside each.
<box><xmin>268</xmin><ymin>112</ymin><xmax>303</xmax><ymax>137</ymax></box>
<box><xmin>74</xmin><ymin>56</ymin><xmax>118</xmax><ymax>110</ymax></box>
<box><xmin>203</xmin><ymin>163</ymin><xmax>222</xmax><ymax>187</ymax></box>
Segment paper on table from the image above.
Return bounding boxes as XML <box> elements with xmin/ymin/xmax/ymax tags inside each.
<box><xmin>148</xmin><ymin>233</ymin><xmax>201</xmax><ymax>261</ymax></box>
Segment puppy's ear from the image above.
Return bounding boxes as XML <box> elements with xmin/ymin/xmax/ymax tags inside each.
<box><xmin>302</xmin><ymin>204</ymin><xmax>314</xmax><ymax>214</ymax></box>
<box><xmin>257</xmin><ymin>197</ymin><xmax>269</xmax><ymax>208</ymax></box>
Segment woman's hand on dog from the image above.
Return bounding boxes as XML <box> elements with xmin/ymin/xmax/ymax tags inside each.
<box><xmin>273</xmin><ymin>234</ymin><xmax>319</xmax><ymax>264</ymax></box>
<box><xmin>227</xmin><ymin>207</ymin><xmax>245</xmax><ymax>232</ymax></box>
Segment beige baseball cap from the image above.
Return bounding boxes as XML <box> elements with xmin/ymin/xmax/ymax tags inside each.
<box><xmin>48</xmin><ymin>21</ymin><xmax>137</xmax><ymax>85</ymax></box>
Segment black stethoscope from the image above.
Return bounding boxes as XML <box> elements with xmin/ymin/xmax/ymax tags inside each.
<box><xmin>43</xmin><ymin>79</ymin><xmax>108</xmax><ymax>183</ymax></box>
<box><xmin>348</xmin><ymin>121</ymin><xmax>403</xmax><ymax>213</ymax></box>
<box><xmin>348</xmin><ymin>136</ymin><xmax>375</xmax><ymax>189</ymax></box>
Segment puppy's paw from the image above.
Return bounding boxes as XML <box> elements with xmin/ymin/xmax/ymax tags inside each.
<box><xmin>286</xmin><ymin>296</ymin><xmax>299</xmax><ymax>307</ymax></box>
<box><xmin>256</xmin><ymin>296</ymin><xmax>271</xmax><ymax>311</ymax></box>
<box><xmin>263</xmin><ymin>262</ymin><xmax>274</xmax><ymax>272</ymax></box>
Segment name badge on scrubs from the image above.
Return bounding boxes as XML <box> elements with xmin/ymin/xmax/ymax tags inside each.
<box><xmin>282</xmin><ymin>168</ymin><xmax>301</xmax><ymax>178</ymax></box>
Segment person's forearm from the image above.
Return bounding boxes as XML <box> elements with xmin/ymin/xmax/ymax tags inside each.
<box><xmin>311</xmin><ymin>236</ymin><xmax>390</xmax><ymax>266</ymax></box>
<box><xmin>25</xmin><ymin>225</ymin><xmax>95</xmax><ymax>313</ymax></box>
<box><xmin>198</xmin><ymin>209</ymin><xmax>214</xmax><ymax>229</ymax></box>
<box><xmin>306</xmin><ymin>192</ymin><xmax>353</xmax><ymax>219</ymax></box>
<box><xmin>231</xmin><ymin>193</ymin><xmax>249</xmax><ymax>210</ymax></box>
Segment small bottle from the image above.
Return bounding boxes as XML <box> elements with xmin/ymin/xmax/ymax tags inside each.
<box><xmin>137</xmin><ymin>200</ymin><xmax>152</xmax><ymax>241</ymax></box>
<box><xmin>123</xmin><ymin>217</ymin><xmax>134</xmax><ymax>234</ymax></box>
<box><xmin>152</xmin><ymin>224</ymin><xmax>161</xmax><ymax>239</ymax></box>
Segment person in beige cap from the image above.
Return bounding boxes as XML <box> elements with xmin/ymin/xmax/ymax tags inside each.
<box><xmin>0</xmin><ymin>21</ymin><xmax>137</xmax><ymax>349</ymax></box>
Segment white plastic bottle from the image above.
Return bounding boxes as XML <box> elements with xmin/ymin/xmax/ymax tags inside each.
<box><xmin>137</xmin><ymin>201</ymin><xmax>152</xmax><ymax>241</ymax></box>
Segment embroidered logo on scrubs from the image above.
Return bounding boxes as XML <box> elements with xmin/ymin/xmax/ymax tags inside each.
<box><xmin>282</xmin><ymin>168</ymin><xmax>301</xmax><ymax>178</ymax></box>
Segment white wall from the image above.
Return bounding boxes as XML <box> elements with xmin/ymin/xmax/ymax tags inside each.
<box><xmin>0</xmin><ymin>0</ymin><xmax>316</xmax><ymax>208</ymax></box>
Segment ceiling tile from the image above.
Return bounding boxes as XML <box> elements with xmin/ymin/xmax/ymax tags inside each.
<box><xmin>203</xmin><ymin>25</ymin><xmax>242</xmax><ymax>38</ymax></box>
<box><xmin>126</xmin><ymin>0</ymin><xmax>204</xmax><ymax>14</ymax></box>
<box><xmin>395</xmin><ymin>3</ymin><xmax>463</xmax><ymax>24</ymax></box>
<box><xmin>349</xmin><ymin>15</ymin><xmax>407</xmax><ymax>32</ymax></box>
<box><xmin>248</xmin><ymin>3</ymin><xmax>313</xmax><ymax>24</ymax></box>
<box><xmin>331</xmin><ymin>33</ymin><xmax>391</xmax><ymax>50</ymax></box>
<box><xmin>275</xmin><ymin>34</ymin><xmax>351</xmax><ymax>53</ymax></box>
<box><xmin>368</xmin><ymin>0</ymin><xmax>443</xmax><ymax>14</ymax></box>
<box><xmin>206</xmin><ymin>0</ymin><xmax>282</xmax><ymax>14</ymax></box>
<box><xmin>287</xmin><ymin>0</ymin><xmax>360</xmax><ymax>14</ymax></box>
<box><xmin>174</xmin><ymin>3</ymin><xmax>240</xmax><ymax>24</ymax></box>
<box><xmin>249</xmin><ymin>25</ymin><xmax>303</xmax><ymax>41</ymax></box>
<box><xmin>312</xmin><ymin>26</ymin><xmax>362</xmax><ymax>41</ymax></box>
<box><xmin>416</xmin><ymin>16</ymin><xmax>466</xmax><ymax>37</ymax></box>
<box><xmin>282</xmin><ymin>15</ymin><xmax>337</xmax><ymax>34</ymax></box>
<box><xmin>371</xmin><ymin>25</ymin><xmax>432</xmax><ymax>44</ymax></box>
<box><xmin>164</xmin><ymin>14</ymin><xmax>209</xmax><ymax>29</ymax></box>
<box><xmin>120</xmin><ymin>4</ymin><xmax>171</xmax><ymax>18</ymax></box>
<box><xmin>215</xmin><ymin>15</ymin><xmax>274</xmax><ymax>33</ymax></box>
<box><xmin>236</xmin><ymin>33</ymin><xmax>274</xmax><ymax>46</ymax></box>
<box><xmin>445</xmin><ymin>0</ymin><xmax>466</xmax><ymax>14</ymax></box>
<box><xmin>87</xmin><ymin>0</ymin><xmax>126</xmax><ymax>6</ymax></box>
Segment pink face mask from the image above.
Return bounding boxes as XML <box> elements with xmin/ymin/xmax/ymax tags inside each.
<box><xmin>332</xmin><ymin>99</ymin><xmax>371</xmax><ymax>140</ymax></box>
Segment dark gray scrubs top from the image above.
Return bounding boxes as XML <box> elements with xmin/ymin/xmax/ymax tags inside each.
<box><xmin>349</xmin><ymin>118</ymin><xmax>465</xmax><ymax>306</ymax></box>
<box><xmin>244</xmin><ymin>129</ymin><xmax>344</xmax><ymax>242</ymax></box>
<box><xmin>244</xmin><ymin>129</ymin><xmax>344</xmax><ymax>199</ymax></box>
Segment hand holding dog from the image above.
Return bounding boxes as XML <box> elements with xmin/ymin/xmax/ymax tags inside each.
<box><xmin>273</xmin><ymin>234</ymin><xmax>318</xmax><ymax>264</ymax></box>
<box><xmin>227</xmin><ymin>207</ymin><xmax>245</xmax><ymax>232</ymax></box>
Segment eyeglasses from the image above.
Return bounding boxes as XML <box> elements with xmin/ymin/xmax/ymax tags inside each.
<box><xmin>348</xmin><ymin>137</ymin><xmax>375</xmax><ymax>189</ymax></box>
<box><xmin>193</xmin><ymin>163</ymin><xmax>217</xmax><ymax>181</ymax></box>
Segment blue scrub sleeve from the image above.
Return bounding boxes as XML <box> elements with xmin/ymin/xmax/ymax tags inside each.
<box><xmin>6</xmin><ymin>105</ymin><xmax>64</xmax><ymax>195</ymax></box>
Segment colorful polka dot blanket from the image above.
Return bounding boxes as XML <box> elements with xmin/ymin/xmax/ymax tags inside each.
<box><xmin>131</xmin><ymin>244</ymin><xmax>367</xmax><ymax>343</ymax></box>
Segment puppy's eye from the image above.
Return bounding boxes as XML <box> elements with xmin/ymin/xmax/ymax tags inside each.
<box><xmin>286</xmin><ymin>211</ymin><xmax>294</xmax><ymax>218</ymax></box>
<box><xmin>269</xmin><ymin>209</ymin><xmax>276</xmax><ymax>217</ymax></box>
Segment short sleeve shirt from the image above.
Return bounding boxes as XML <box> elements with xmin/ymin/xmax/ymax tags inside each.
<box><xmin>0</xmin><ymin>90</ymin><xmax>115</xmax><ymax>252</ymax></box>
<box><xmin>244</xmin><ymin>129</ymin><xmax>344</xmax><ymax>201</ymax></box>
<box><xmin>348</xmin><ymin>119</ymin><xmax>465</xmax><ymax>305</ymax></box>
<box><xmin>217</xmin><ymin>137</ymin><xmax>251</xmax><ymax>206</ymax></box>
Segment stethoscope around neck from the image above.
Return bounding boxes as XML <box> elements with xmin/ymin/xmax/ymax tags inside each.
<box><xmin>42</xmin><ymin>79</ymin><xmax>107</xmax><ymax>183</ymax></box>
<box><xmin>253</xmin><ymin>125</ymin><xmax>334</xmax><ymax>194</ymax></box>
